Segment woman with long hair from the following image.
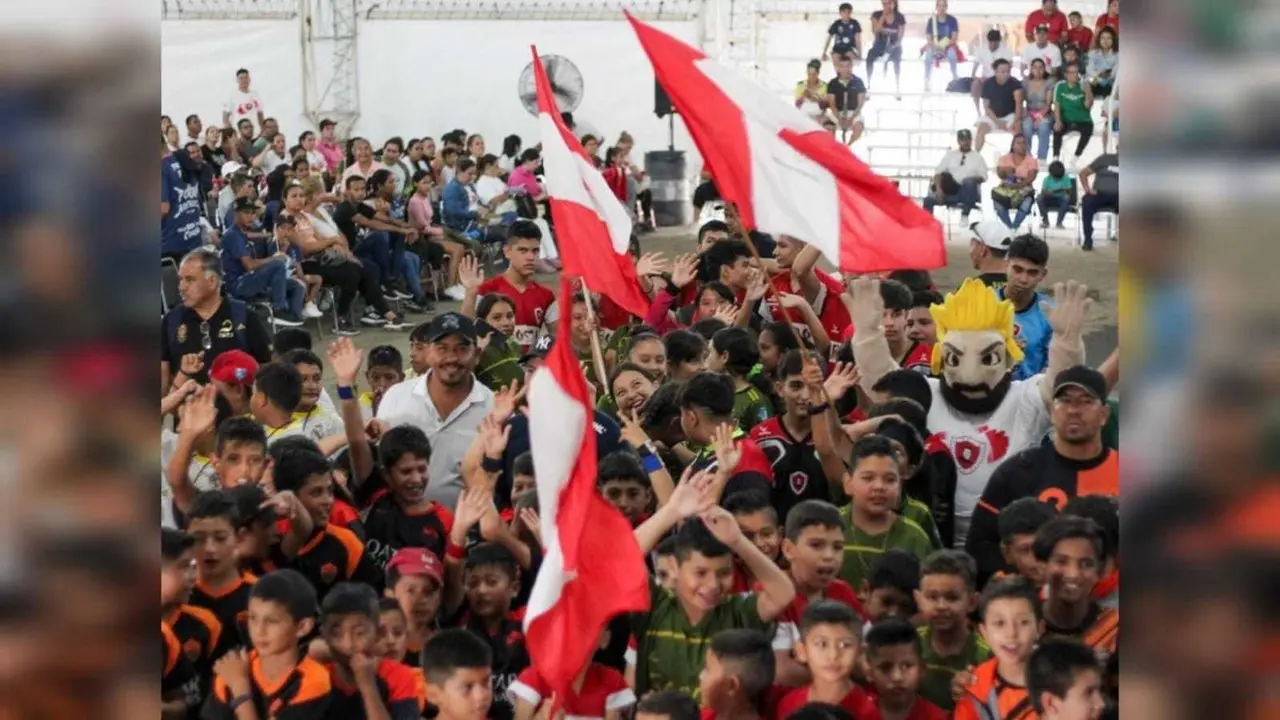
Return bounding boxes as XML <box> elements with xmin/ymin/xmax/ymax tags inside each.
<box><xmin>991</xmin><ymin>134</ymin><xmax>1038</xmax><ymax>230</ymax></box>
<box><xmin>341</xmin><ymin>137</ymin><xmax>386</xmax><ymax>183</ymax></box>
<box><xmin>1021</xmin><ymin>58</ymin><xmax>1056</xmax><ymax>160</ymax></box>
<box><xmin>1087</xmin><ymin>26</ymin><xmax>1118</xmax><ymax>97</ymax></box>
<box><xmin>498</xmin><ymin>134</ymin><xmax>521</xmax><ymax>174</ymax></box>
<box><xmin>466</xmin><ymin>134</ymin><xmax>486</xmax><ymax>163</ymax></box>
<box><xmin>866</xmin><ymin>0</ymin><xmax>906</xmax><ymax>99</ymax></box>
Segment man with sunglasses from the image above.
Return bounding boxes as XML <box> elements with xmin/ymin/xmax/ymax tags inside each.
<box><xmin>923</xmin><ymin>129</ymin><xmax>989</xmax><ymax>224</ymax></box>
<box><xmin>162</xmin><ymin>247</ymin><xmax>273</xmax><ymax>393</ymax></box>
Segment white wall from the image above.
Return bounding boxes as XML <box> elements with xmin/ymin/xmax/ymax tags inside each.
<box><xmin>160</xmin><ymin>18</ymin><xmax>699</xmax><ymax>166</ymax></box>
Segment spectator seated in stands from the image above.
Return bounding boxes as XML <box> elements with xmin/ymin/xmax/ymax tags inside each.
<box><xmin>1037</xmin><ymin>160</ymin><xmax>1073</xmax><ymax>230</ymax></box>
<box><xmin>475</xmin><ymin>154</ymin><xmax>519</xmax><ymax>227</ymax></box>
<box><xmin>969</xmin><ymin>28</ymin><xmax>1013</xmax><ymax>115</ymax></box>
<box><xmin>222</xmin><ymin>197</ymin><xmax>305</xmax><ymax>328</ymax></box>
<box><xmin>823</xmin><ymin>2</ymin><xmax>862</xmax><ymax>64</ymax></box>
<box><xmin>1024</xmin><ymin>0</ymin><xmax>1067</xmax><ymax>44</ymax></box>
<box><xmin>795</xmin><ymin>59</ymin><xmax>830</xmax><ymax>124</ymax></box>
<box><xmin>1021</xmin><ymin>24</ymin><xmax>1063</xmax><ymax>77</ymax></box>
<box><xmin>1087</xmin><ymin>27</ymin><xmax>1118</xmax><ymax>98</ymax></box>
<box><xmin>1096</xmin><ymin>0</ymin><xmax>1119</xmax><ymax>35</ymax></box>
<box><xmin>1052</xmin><ymin>63</ymin><xmax>1095</xmax><ymax>169</ymax></box>
<box><xmin>253</xmin><ymin>132</ymin><xmax>289</xmax><ymax>175</ymax></box>
<box><xmin>975</xmin><ymin>59</ymin><xmax>1023</xmax><ymax>152</ymax></box>
<box><xmin>1066</xmin><ymin>11</ymin><xmax>1094</xmax><ymax>51</ymax></box>
<box><xmin>1021</xmin><ymin>59</ymin><xmax>1056</xmax><ymax>161</ymax></box>
<box><xmin>922</xmin><ymin>0</ymin><xmax>960</xmax><ymax>92</ymax></box>
<box><xmin>361</xmin><ymin>169</ymin><xmax>430</xmax><ymax>312</ymax></box>
<box><xmin>1078</xmin><ymin>151</ymin><xmax>1119</xmax><ymax>251</ymax></box>
<box><xmin>866</xmin><ymin>0</ymin><xmax>906</xmax><ymax>99</ymax></box>
<box><xmin>923</xmin><ymin>128</ymin><xmax>989</xmax><ymax>223</ymax></box>
<box><xmin>1059</xmin><ymin>44</ymin><xmax>1086</xmax><ymax>82</ymax></box>
<box><xmin>826</xmin><ymin>53</ymin><xmax>867</xmax><ymax>146</ymax></box>
<box><xmin>342</xmin><ymin>136</ymin><xmax>388</xmax><ymax>182</ymax></box>
<box><xmin>991</xmin><ymin>134</ymin><xmax>1038</xmax><ymax>231</ymax></box>
<box><xmin>507</xmin><ymin>148</ymin><xmax>546</xmax><ymax>208</ymax></box>
<box><xmin>408</xmin><ymin>169</ymin><xmax>476</xmax><ymax>301</ymax></box>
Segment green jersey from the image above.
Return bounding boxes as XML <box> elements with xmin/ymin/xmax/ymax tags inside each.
<box><xmin>733</xmin><ymin>384</ymin><xmax>774</xmax><ymax>432</ymax></box>
<box><xmin>1054</xmin><ymin>81</ymin><xmax>1092</xmax><ymax>124</ymax></box>
<box><xmin>917</xmin><ymin>626</ymin><xmax>991</xmax><ymax>711</ymax></box>
<box><xmin>475</xmin><ymin>338</ymin><xmax>524</xmax><ymax>392</ymax></box>
<box><xmin>834</xmin><ymin>492</ymin><xmax>942</xmax><ymax>550</ymax></box>
<box><xmin>632</xmin><ymin>578</ymin><xmax>769</xmax><ymax>700</ymax></box>
<box><xmin>837</xmin><ymin>507</ymin><xmax>934</xmax><ymax>590</ymax></box>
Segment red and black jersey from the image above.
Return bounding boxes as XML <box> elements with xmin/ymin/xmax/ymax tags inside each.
<box><xmin>326</xmin><ymin>657</ymin><xmax>423</xmax><ymax>720</ymax></box>
<box><xmin>765</xmin><ymin>268</ymin><xmax>852</xmax><ymax>346</ymax></box>
<box><xmin>459</xmin><ymin>609</ymin><xmax>531</xmax><ymax>720</ymax></box>
<box><xmin>510</xmin><ymin>662</ymin><xmax>635</xmax><ymax>717</ymax></box>
<box><xmin>282</xmin><ymin>524</ymin><xmax>382</xmax><ymax>599</ymax></box>
<box><xmin>897</xmin><ymin>341</ymin><xmax>934</xmax><ymax>375</ymax></box>
<box><xmin>165</xmin><ymin>604</ymin><xmax>226</xmax><ymax>716</ymax></box>
<box><xmin>163</xmin><ymin>620</ymin><xmax>197</xmax><ymax>698</ymax></box>
<box><xmin>205</xmin><ymin>652</ymin><xmax>333</xmax><ymax>720</ymax></box>
<box><xmin>189</xmin><ymin>572</ymin><xmax>257</xmax><ymax>649</ymax></box>
<box><xmin>748</xmin><ymin>417</ymin><xmax>831</xmax><ymax>523</ymax></box>
<box><xmin>689</xmin><ymin>432</ymin><xmax>775</xmax><ymax>499</ymax></box>
<box><xmin>362</xmin><ymin>490</ymin><xmax>455</xmax><ymax>572</ymax></box>
<box><xmin>478</xmin><ymin>275</ymin><xmax>556</xmax><ymax>351</ymax></box>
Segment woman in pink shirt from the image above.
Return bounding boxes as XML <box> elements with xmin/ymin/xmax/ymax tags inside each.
<box><xmin>315</xmin><ymin>119</ymin><xmax>345</xmax><ymax>175</ymax></box>
<box><xmin>408</xmin><ymin>169</ymin><xmax>470</xmax><ymax>299</ymax></box>
<box><xmin>506</xmin><ymin>148</ymin><xmax>545</xmax><ymax>202</ymax></box>
<box><xmin>991</xmin><ymin>133</ymin><xmax>1039</xmax><ymax>230</ymax></box>
<box><xmin>341</xmin><ymin>136</ymin><xmax>387</xmax><ymax>183</ymax></box>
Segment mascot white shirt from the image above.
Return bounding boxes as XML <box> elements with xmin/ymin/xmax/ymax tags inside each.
<box><xmin>848</xmin><ymin>277</ymin><xmax>1089</xmax><ymax>546</ymax></box>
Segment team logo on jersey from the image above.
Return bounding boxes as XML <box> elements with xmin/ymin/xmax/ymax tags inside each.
<box><xmin>422</xmin><ymin>526</ymin><xmax>439</xmax><ymax>543</ymax></box>
<box><xmin>218</xmin><ymin>319</ymin><xmax>234</xmax><ymax>339</ymax></box>
<box><xmin>938</xmin><ymin>425</ymin><xmax>1011</xmax><ymax>473</ymax></box>
<box><xmin>789</xmin><ymin>471</ymin><xmax>809</xmax><ymax>496</ymax></box>
<box><xmin>176</xmin><ymin>324</ymin><xmax>187</xmax><ymax>343</ymax></box>
<box><xmin>182</xmin><ymin>638</ymin><xmax>202</xmax><ymax>662</ymax></box>
<box><xmin>319</xmin><ymin>563</ymin><xmax>338</xmax><ymax>584</ymax></box>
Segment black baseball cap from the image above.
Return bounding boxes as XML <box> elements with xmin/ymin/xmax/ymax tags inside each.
<box><xmin>957</xmin><ymin>128</ymin><xmax>972</xmax><ymax>139</ymax></box>
<box><xmin>234</xmin><ymin>197</ymin><xmax>258</xmax><ymax>213</ymax></box>
<box><xmin>424</xmin><ymin>312</ymin><xmax>477</xmax><ymax>344</ymax></box>
<box><xmin>1053</xmin><ymin>365</ymin><xmax>1107</xmax><ymax>401</ymax></box>
<box><xmin>520</xmin><ymin>333</ymin><xmax>554</xmax><ymax>364</ymax></box>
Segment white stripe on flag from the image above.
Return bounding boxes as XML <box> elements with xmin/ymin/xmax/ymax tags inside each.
<box><xmin>537</xmin><ymin>112</ymin><xmax>633</xmax><ymax>254</ymax></box>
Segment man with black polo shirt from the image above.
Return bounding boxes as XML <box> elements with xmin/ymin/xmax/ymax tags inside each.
<box><xmin>965</xmin><ymin>365</ymin><xmax>1118</xmax><ymax>583</ymax></box>
<box><xmin>826</xmin><ymin>55</ymin><xmax>868</xmax><ymax>146</ymax></box>
<box><xmin>162</xmin><ymin>248</ymin><xmax>272</xmax><ymax>392</ymax></box>
<box><xmin>975</xmin><ymin>59</ymin><xmax>1023</xmax><ymax>152</ymax></box>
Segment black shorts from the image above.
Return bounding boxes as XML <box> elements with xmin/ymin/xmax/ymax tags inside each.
<box><xmin>412</xmin><ymin>239</ymin><xmax>446</xmax><ymax>267</ymax></box>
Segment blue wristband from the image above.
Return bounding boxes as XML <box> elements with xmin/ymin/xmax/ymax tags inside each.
<box><xmin>337</xmin><ymin>385</ymin><xmax>355</xmax><ymax>401</ymax></box>
<box><xmin>641</xmin><ymin>453</ymin><xmax>664</xmax><ymax>474</ymax></box>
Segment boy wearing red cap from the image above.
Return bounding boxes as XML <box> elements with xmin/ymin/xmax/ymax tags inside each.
<box><xmin>209</xmin><ymin>349</ymin><xmax>258</xmax><ymax>417</ymax></box>
<box><xmin>385</xmin><ymin>548</ymin><xmax>447</xmax><ymax>668</ymax></box>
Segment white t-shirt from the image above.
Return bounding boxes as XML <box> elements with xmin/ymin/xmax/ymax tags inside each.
<box><xmin>974</xmin><ymin>45</ymin><xmax>1014</xmax><ymax>78</ymax></box>
<box><xmin>476</xmin><ymin>175</ymin><xmax>516</xmax><ymax>214</ymax></box>
<box><xmin>1020</xmin><ymin>43</ymin><xmax>1063</xmax><ymax>72</ymax></box>
<box><xmin>225</xmin><ymin>89</ymin><xmax>265</xmax><ymax>127</ymax></box>
<box><xmin>935</xmin><ymin>149</ymin><xmax>990</xmax><ymax>183</ymax></box>
<box><xmin>261</xmin><ymin>149</ymin><xmax>288</xmax><ymax>175</ymax></box>
<box><xmin>925</xmin><ymin>376</ymin><xmax>1051</xmax><ymax>547</ymax></box>
<box><xmin>160</xmin><ymin>428</ymin><xmax>221</xmax><ymax>529</ymax></box>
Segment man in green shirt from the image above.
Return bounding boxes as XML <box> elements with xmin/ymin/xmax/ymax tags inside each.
<box><xmin>1052</xmin><ymin>63</ymin><xmax>1095</xmax><ymax>163</ymax></box>
<box><xmin>631</xmin><ymin>476</ymin><xmax>796</xmax><ymax>700</ymax></box>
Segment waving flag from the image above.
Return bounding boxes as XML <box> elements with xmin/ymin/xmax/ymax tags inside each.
<box><xmin>624</xmin><ymin>14</ymin><xmax>944</xmax><ymax>273</ymax></box>
<box><xmin>531</xmin><ymin>46</ymin><xmax>651</xmax><ymax>317</ymax></box>
<box><xmin>523</xmin><ymin>278</ymin><xmax>650</xmax><ymax>700</ymax></box>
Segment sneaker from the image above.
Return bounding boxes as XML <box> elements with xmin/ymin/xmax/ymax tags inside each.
<box><xmin>301</xmin><ymin>302</ymin><xmax>323</xmax><ymax>319</ymax></box>
<box><xmin>959</xmin><ymin>212</ymin><xmax>970</xmax><ymax>226</ymax></box>
<box><xmin>443</xmin><ymin>284</ymin><xmax>467</xmax><ymax>301</ymax></box>
<box><xmin>1041</xmin><ymin>217</ymin><xmax>1050</xmax><ymax>229</ymax></box>
<box><xmin>382</xmin><ymin>284</ymin><xmax>413</xmax><ymax>301</ymax></box>
<box><xmin>1055</xmin><ymin>222</ymin><xmax>1067</xmax><ymax>230</ymax></box>
<box><xmin>383</xmin><ymin>312</ymin><xmax>409</xmax><ymax>331</ymax></box>
<box><xmin>403</xmin><ymin>299</ymin><xmax>427</xmax><ymax>313</ymax></box>
<box><xmin>336</xmin><ymin>317</ymin><xmax>361</xmax><ymax>336</ymax></box>
<box><xmin>360</xmin><ymin>309</ymin><xmax>388</xmax><ymax>326</ymax></box>
<box><xmin>272</xmin><ymin>311</ymin><xmax>304</xmax><ymax>328</ymax></box>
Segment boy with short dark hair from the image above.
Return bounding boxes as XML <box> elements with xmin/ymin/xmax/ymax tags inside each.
<box><xmin>914</xmin><ymin>550</ymin><xmax>990</xmax><ymax>712</ymax></box>
<box><xmin>361</xmin><ymin>344</ymin><xmax>405</xmax><ymax>421</ymax></box>
<box><xmin>954</xmin><ymin>577</ymin><xmax>1043</xmax><ymax>720</ymax></box>
<box><xmin>1061</xmin><ymin>494</ymin><xmax>1119</xmax><ymax>610</ymax></box>
<box><xmin>679</xmin><ymin>372</ymin><xmax>775</xmax><ymax>495</ymax></box>
<box><xmin>455</xmin><ymin>542</ymin><xmax>530</xmax><ymax>720</ymax></box>
<box><xmin>598</xmin><ymin>450</ymin><xmax>654</xmax><ymax>527</ymax></box>
<box><xmin>838</xmin><ymin>436</ymin><xmax>933</xmax><ymax>592</ymax></box>
<box><xmin>775</xmin><ymin>601</ymin><xmax>877</xmax><ymax>718</ymax></box>
<box><xmin>863</xmin><ymin>550</ymin><xmax>921</xmax><ymax>622</ymax></box>
<box><xmin>652</xmin><ymin>535</ymin><xmax>678</xmax><ymax>589</ymax></box>
<box><xmin>283</xmin><ymin>348</ymin><xmax>344</xmax><ymax>444</ymax></box>
<box><xmin>363</xmin><ymin>424</ymin><xmax>453</xmax><ymax>568</ymax></box>
<box><xmin>186</xmin><ymin>491</ymin><xmax>262</xmax><ymax>648</ymax></box>
<box><xmin>318</xmin><ymin>582</ymin><xmax>421</xmax><ymax>719</ymax></box>
<box><xmin>723</xmin><ymin>489</ymin><xmax>782</xmax><ymax>591</ymax></box>
<box><xmin>162</xmin><ymin>527</ymin><xmax>216</xmax><ymax>716</ymax></box>
<box><xmin>633</xmin><ymin>689</ymin><xmax>700</xmax><ymax>720</ymax></box>
<box><xmin>421</xmin><ymin>628</ymin><xmax>495</xmax><ymax>720</ymax></box>
<box><xmin>992</xmin><ymin>496</ymin><xmax>1056</xmax><ymax>586</ymax></box>
<box><xmin>1035</xmin><ymin>515</ymin><xmax>1118</xmax><ymax>656</ymax></box>
<box><xmin>204</xmin><ymin>569</ymin><xmax>333</xmax><ymax>719</ymax></box>
<box><xmin>1000</xmin><ymin>234</ymin><xmax>1053</xmax><ymax>380</ymax></box>
<box><xmin>864</xmin><ymin>618</ymin><xmax>947</xmax><ymax>720</ymax></box>
<box><xmin>250</xmin><ymin>360</ymin><xmax>308</xmax><ymax>442</ymax></box>
<box><xmin>698</xmin><ymin>629</ymin><xmax>776</xmax><ymax>719</ymax></box>
<box><xmin>473</xmin><ymin>221</ymin><xmax>557</xmax><ymax>352</ymax></box>
<box><xmin>1027</xmin><ymin>639</ymin><xmax>1106</xmax><ymax>720</ymax></box>
<box><xmin>630</xmin><ymin>481</ymin><xmax>796</xmax><ymax>700</ymax></box>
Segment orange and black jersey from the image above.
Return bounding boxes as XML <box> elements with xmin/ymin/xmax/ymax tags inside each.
<box><xmin>190</xmin><ymin>573</ymin><xmax>257</xmax><ymax>649</ymax></box>
<box><xmin>362</xmin><ymin>490</ymin><xmax>455</xmax><ymax>573</ymax></box>
<box><xmin>326</xmin><ymin>657</ymin><xmax>423</xmax><ymax>720</ymax></box>
<box><xmin>205</xmin><ymin>651</ymin><xmax>333</xmax><ymax>720</ymax></box>
<box><xmin>458</xmin><ymin>609</ymin><xmax>530</xmax><ymax>720</ymax></box>
<box><xmin>166</xmin><ymin>604</ymin><xmax>226</xmax><ymax>716</ymax></box>
<box><xmin>1044</xmin><ymin>603</ymin><xmax>1119</xmax><ymax>658</ymax></box>
<box><xmin>279</xmin><ymin>524</ymin><xmax>381</xmax><ymax>600</ymax></box>
<box><xmin>954</xmin><ymin>657</ymin><xmax>1035</xmax><ymax>720</ymax></box>
<box><xmin>163</xmin><ymin>620</ymin><xmax>196</xmax><ymax>697</ymax></box>
<box><xmin>967</xmin><ymin>446</ymin><xmax>1120</xmax><ymax>583</ymax></box>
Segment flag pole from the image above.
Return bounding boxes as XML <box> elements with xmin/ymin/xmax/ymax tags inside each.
<box><xmin>575</xmin><ymin>279</ymin><xmax>611</xmax><ymax>398</ymax></box>
<box><xmin>727</xmin><ymin>208</ymin><xmax>811</xmax><ymax>353</ymax></box>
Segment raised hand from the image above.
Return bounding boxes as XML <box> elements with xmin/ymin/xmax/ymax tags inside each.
<box><xmin>712</xmin><ymin>303</ymin><xmax>740</xmax><ymax>325</ymax></box>
<box><xmin>1044</xmin><ymin>281</ymin><xmax>1091</xmax><ymax>342</ymax></box>
<box><xmin>618</xmin><ymin>408</ymin><xmax>650</xmax><ymax>449</ymax></box>
<box><xmin>700</xmin><ymin>505</ymin><xmax>745</xmax><ymax>548</ymax></box>
<box><xmin>667</xmin><ymin>467</ymin><xmax>716</xmax><ymax>519</ymax></box>
<box><xmin>670</xmin><ymin>253</ymin><xmax>700</xmax><ymax>289</ymax></box>
<box><xmin>181</xmin><ymin>384</ymin><xmax>219</xmax><ymax>438</ymax></box>
<box><xmin>458</xmin><ymin>254</ymin><xmax>484</xmax><ymax>292</ymax></box>
<box><xmin>453</xmin><ymin>488</ymin><xmax>489</xmax><ymax>537</ymax></box>
<box><xmin>636</xmin><ymin>252</ymin><xmax>669</xmax><ymax>278</ymax></box>
<box><xmin>518</xmin><ymin>507</ymin><xmax>542</xmax><ymax>546</ymax></box>
<box><xmin>327</xmin><ymin>336</ymin><xmax>364</xmax><ymax>387</ymax></box>
<box><xmin>744</xmin><ymin>267</ymin><xmax>768</xmax><ymax>302</ymax></box>
<box><xmin>710</xmin><ymin>423</ymin><xmax>741</xmax><ymax>477</ymax></box>
<box><xmin>477</xmin><ymin>415</ymin><xmax>512</xmax><ymax>460</ymax></box>
<box><xmin>846</xmin><ymin>276</ymin><xmax>884</xmax><ymax>335</ymax></box>
<box><xmin>489</xmin><ymin>380</ymin><xmax>526</xmax><ymax>424</ymax></box>
<box><xmin>778</xmin><ymin>292</ymin><xmax>809</xmax><ymax>310</ymax></box>
<box><xmin>179</xmin><ymin>352</ymin><xmax>204</xmax><ymax>378</ymax></box>
<box><xmin>823</xmin><ymin>361</ymin><xmax>859</xmax><ymax>401</ymax></box>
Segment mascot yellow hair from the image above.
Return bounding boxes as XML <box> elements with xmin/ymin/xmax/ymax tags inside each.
<box><xmin>928</xmin><ymin>278</ymin><xmax>1024</xmax><ymax>375</ymax></box>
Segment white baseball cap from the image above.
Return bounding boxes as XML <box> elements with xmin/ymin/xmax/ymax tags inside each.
<box><xmin>971</xmin><ymin>218</ymin><xmax>1013</xmax><ymax>251</ymax></box>
<box><xmin>220</xmin><ymin>161</ymin><xmax>245</xmax><ymax>178</ymax></box>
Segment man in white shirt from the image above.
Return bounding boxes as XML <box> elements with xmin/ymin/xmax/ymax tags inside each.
<box><xmin>970</xmin><ymin>28</ymin><xmax>1014</xmax><ymax>113</ymax></box>
<box><xmin>1020</xmin><ymin>24</ymin><xmax>1063</xmax><ymax>75</ymax></box>
<box><xmin>375</xmin><ymin>313</ymin><xmax>495</xmax><ymax>510</ymax></box>
<box><xmin>223</xmin><ymin>68</ymin><xmax>265</xmax><ymax>131</ymax></box>
<box><xmin>923</xmin><ymin>128</ymin><xmax>990</xmax><ymax>223</ymax></box>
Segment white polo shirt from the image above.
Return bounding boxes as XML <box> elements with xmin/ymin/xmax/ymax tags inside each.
<box><xmin>935</xmin><ymin>149</ymin><xmax>990</xmax><ymax>183</ymax></box>
<box><xmin>376</xmin><ymin>372</ymin><xmax>495</xmax><ymax>511</ymax></box>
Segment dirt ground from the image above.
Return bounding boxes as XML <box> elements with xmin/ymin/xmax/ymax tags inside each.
<box><xmin>326</xmin><ymin>224</ymin><xmax>1118</xmax><ymax>384</ymax></box>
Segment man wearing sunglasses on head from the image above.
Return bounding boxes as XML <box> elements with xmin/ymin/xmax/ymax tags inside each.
<box><xmin>923</xmin><ymin>129</ymin><xmax>990</xmax><ymax>225</ymax></box>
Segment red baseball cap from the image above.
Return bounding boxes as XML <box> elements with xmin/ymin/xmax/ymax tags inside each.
<box><xmin>209</xmin><ymin>350</ymin><xmax>259</xmax><ymax>387</ymax></box>
<box><xmin>386</xmin><ymin>547</ymin><xmax>444</xmax><ymax>586</ymax></box>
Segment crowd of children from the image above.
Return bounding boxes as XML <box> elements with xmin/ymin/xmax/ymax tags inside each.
<box><xmin>162</xmin><ymin>205</ymin><xmax>1119</xmax><ymax>719</ymax></box>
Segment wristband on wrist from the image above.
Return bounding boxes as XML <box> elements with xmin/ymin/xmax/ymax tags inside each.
<box><xmin>445</xmin><ymin>541</ymin><xmax>465</xmax><ymax>560</ymax></box>
<box><xmin>336</xmin><ymin>385</ymin><xmax>356</xmax><ymax>401</ymax></box>
<box><xmin>640</xmin><ymin>453</ymin><xmax>664</xmax><ymax>475</ymax></box>
<box><xmin>480</xmin><ymin>455</ymin><xmax>504</xmax><ymax>473</ymax></box>
<box><xmin>665</xmin><ymin>279</ymin><xmax>681</xmax><ymax>297</ymax></box>
<box><xmin>806</xmin><ymin>401</ymin><xmax>831</xmax><ymax>414</ymax></box>
<box><xmin>634</xmin><ymin>442</ymin><xmax>655</xmax><ymax>458</ymax></box>
<box><xmin>228</xmin><ymin>693</ymin><xmax>253</xmax><ymax>711</ymax></box>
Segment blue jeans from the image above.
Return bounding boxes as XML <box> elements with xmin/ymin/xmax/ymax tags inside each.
<box><xmin>1081</xmin><ymin>191</ymin><xmax>1119</xmax><ymax>248</ymax></box>
<box><xmin>232</xmin><ymin>257</ymin><xmax>303</xmax><ymax>316</ymax></box>
<box><xmin>923</xmin><ymin>176</ymin><xmax>982</xmax><ymax>214</ymax></box>
<box><xmin>1037</xmin><ymin>194</ymin><xmax>1071</xmax><ymax>225</ymax></box>
<box><xmin>924</xmin><ymin>46</ymin><xmax>958</xmax><ymax>84</ymax></box>
<box><xmin>354</xmin><ymin>230</ymin><xmax>409</xmax><ymax>287</ymax></box>
<box><xmin>401</xmin><ymin>250</ymin><xmax>424</xmax><ymax>301</ymax></box>
<box><xmin>994</xmin><ymin>195</ymin><xmax>1034</xmax><ymax>230</ymax></box>
<box><xmin>1022</xmin><ymin>115</ymin><xmax>1053</xmax><ymax>160</ymax></box>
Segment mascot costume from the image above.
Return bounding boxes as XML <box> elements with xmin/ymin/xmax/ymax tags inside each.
<box><xmin>848</xmin><ymin>276</ymin><xmax>1089</xmax><ymax>547</ymax></box>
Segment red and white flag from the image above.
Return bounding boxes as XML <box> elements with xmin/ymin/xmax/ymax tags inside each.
<box><xmin>531</xmin><ymin>46</ymin><xmax>651</xmax><ymax>317</ymax></box>
<box><xmin>624</xmin><ymin>14</ymin><xmax>945</xmax><ymax>274</ymax></box>
<box><xmin>524</xmin><ymin>278</ymin><xmax>650</xmax><ymax>698</ymax></box>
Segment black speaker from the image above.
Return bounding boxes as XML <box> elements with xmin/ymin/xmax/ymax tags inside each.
<box><xmin>655</xmin><ymin>80</ymin><xmax>674</xmax><ymax>118</ymax></box>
